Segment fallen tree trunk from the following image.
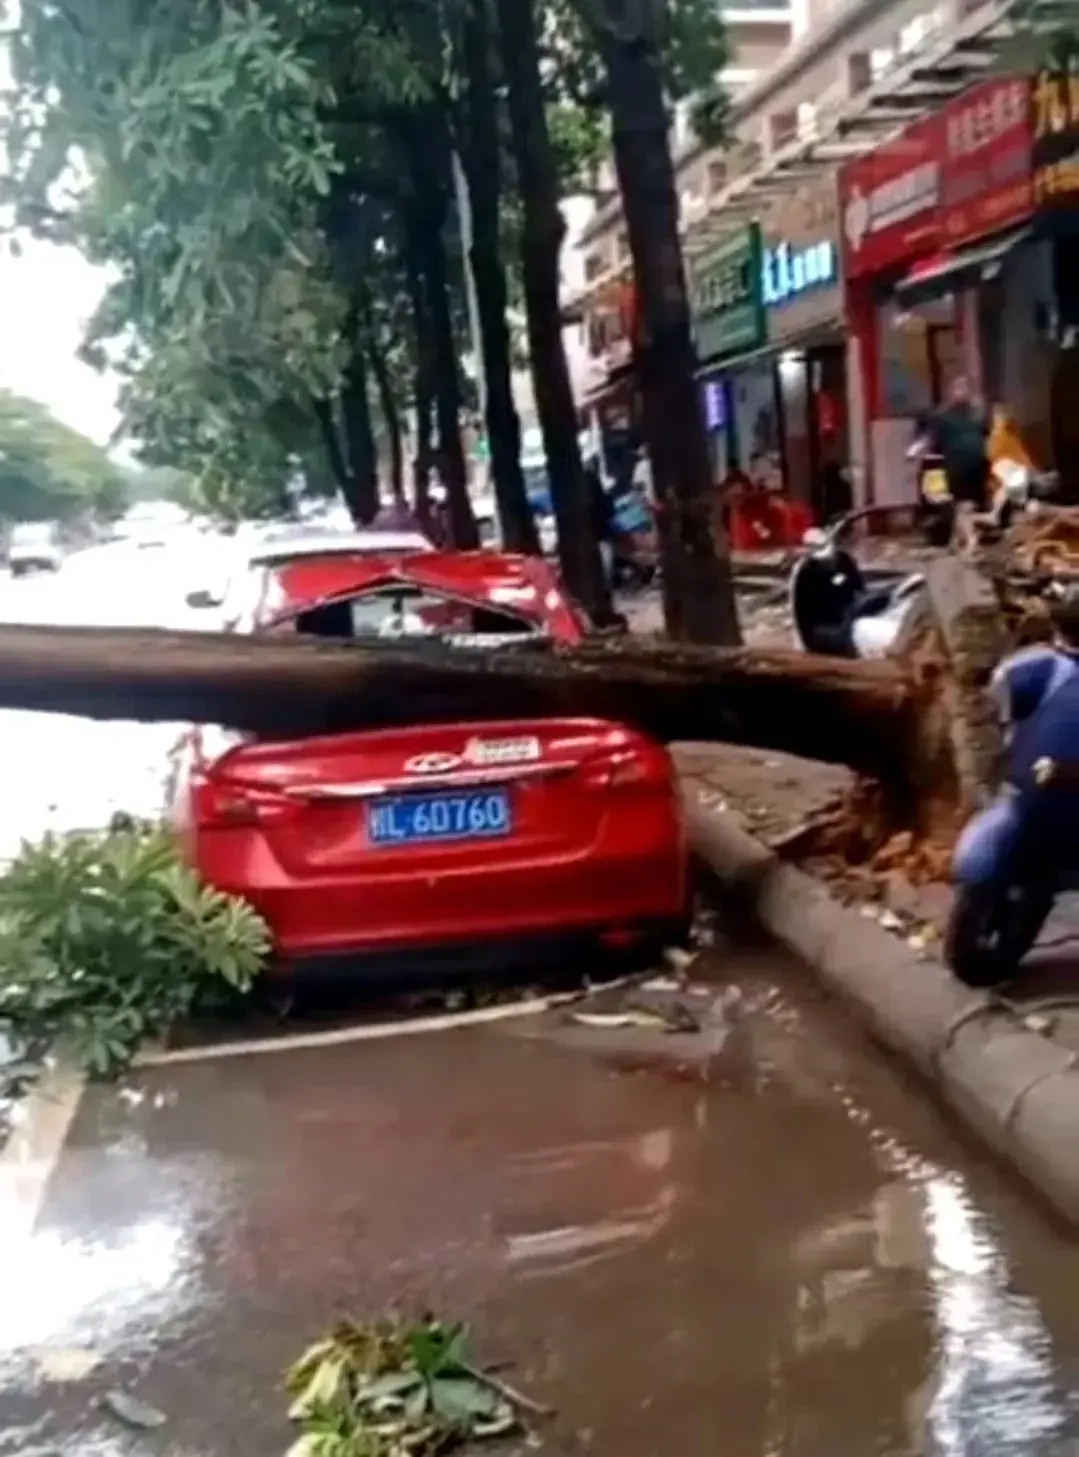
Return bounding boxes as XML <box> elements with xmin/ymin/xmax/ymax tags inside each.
<box><xmin>0</xmin><ymin>622</ymin><xmax>920</xmax><ymax>784</ymax></box>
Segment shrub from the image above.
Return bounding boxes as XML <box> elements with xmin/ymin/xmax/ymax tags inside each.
<box><xmin>0</xmin><ymin>823</ymin><xmax>270</xmax><ymax>1077</ymax></box>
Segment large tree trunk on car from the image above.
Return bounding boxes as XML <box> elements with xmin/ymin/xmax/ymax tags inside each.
<box><xmin>585</xmin><ymin>0</ymin><xmax>740</xmax><ymax>646</ymax></box>
<box><xmin>0</xmin><ymin>621</ymin><xmax>939</xmax><ymax>794</ymax></box>
<box><xmin>493</xmin><ymin>0</ymin><xmax>616</xmax><ymax>622</ymax></box>
<box><xmin>460</xmin><ymin>0</ymin><xmax>540</xmax><ymax>555</ymax></box>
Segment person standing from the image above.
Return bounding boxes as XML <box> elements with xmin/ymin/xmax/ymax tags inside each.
<box><xmin>914</xmin><ymin>376</ymin><xmax>991</xmax><ymax>510</ymax></box>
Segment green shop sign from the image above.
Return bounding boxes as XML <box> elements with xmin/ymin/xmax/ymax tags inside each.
<box><xmin>690</xmin><ymin>224</ymin><xmax>766</xmax><ymax>364</ymax></box>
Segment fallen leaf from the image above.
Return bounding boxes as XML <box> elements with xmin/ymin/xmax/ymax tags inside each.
<box><xmin>570</xmin><ymin>1010</ymin><xmax>667</xmax><ymax>1030</ymax></box>
<box><xmin>1023</xmin><ymin>1013</ymin><xmax>1058</xmax><ymax>1037</ymax></box>
<box><xmin>102</xmin><ymin>1390</ymin><xmax>167</xmax><ymax>1430</ymax></box>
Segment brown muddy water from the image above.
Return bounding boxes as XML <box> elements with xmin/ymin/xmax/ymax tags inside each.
<box><xmin>3</xmin><ymin>937</ymin><xmax>1079</xmax><ymax>1457</ymax></box>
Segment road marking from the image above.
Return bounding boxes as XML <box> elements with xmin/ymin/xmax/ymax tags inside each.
<box><xmin>0</xmin><ymin>1057</ymin><xmax>85</xmax><ymax>1243</ymax></box>
<box><xmin>135</xmin><ymin>982</ymin><xmax>633</xmax><ymax>1068</ymax></box>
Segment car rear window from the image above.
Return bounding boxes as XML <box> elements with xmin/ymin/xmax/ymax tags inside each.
<box><xmin>288</xmin><ymin>585</ymin><xmax>545</xmax><ymax>646</ymax></box>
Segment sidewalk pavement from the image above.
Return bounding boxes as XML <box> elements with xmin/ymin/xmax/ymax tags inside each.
<box><xmin>677</xmin><ymin>743</ymin><xmax>1079</xmax><ymax>1226</ymax></box>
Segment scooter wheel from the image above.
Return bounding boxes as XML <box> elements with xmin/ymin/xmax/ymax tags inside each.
<box><xmin>944</xmin><ymin>882</ymin><xmax>1053</xmax><ymax>988</ymax></box>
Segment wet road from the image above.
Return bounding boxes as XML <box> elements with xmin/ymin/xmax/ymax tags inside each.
<box><xmin>0</xmin><ymin>536</ymin><xmax>219</xmax><ymax>858</ymax></box>
<box><xmin>5</xmin><ymin>941</ymin><xmax>1079</xmax><ymax>1457</ymax></box>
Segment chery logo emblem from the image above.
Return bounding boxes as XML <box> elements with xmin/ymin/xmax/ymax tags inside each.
<box><xmin>404</xmin><ymin>751</ymin><xmax>461</xmax><ymax>775</ymax></box>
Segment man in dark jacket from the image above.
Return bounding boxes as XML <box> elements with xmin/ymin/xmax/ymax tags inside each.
<box><xmin>919</xmin><ymin>375</ymin><xmax>991</xmax><ymax>509</ymax></box>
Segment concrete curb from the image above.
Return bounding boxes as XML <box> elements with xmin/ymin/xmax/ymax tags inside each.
<box><xmin>684</xmin><ymin>782</ymin><xmax>1079</xmax><ymax>1228</ymax></box>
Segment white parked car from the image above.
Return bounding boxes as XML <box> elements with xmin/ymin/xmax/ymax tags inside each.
<box><xmin>8</xmin><ymin>521</ymin><xmax>62</xmax><ymax>576</ymax></box>
<box><xmin>185</xmin><ymin>525</ymin><xmax>435</xmax><ymax>619</ymax></box>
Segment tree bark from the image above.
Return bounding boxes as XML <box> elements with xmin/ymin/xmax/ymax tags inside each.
<box><xmin>340</xmin><ymin>329</ymin><xmax>380</xmax><ymax>525</ymax></box>
<box><xmin>589</xmin><ymin>2</ymin><xmax>741</xmax><ymax>646</ymax></box>
<box><xmin>404</xmin><ymin>239</ymin><xmax>435</xmax><ymax>525</ymax></box>
<box><xmin>402</xmin><ymin>117</ymin><xmax>479</xmax><ymax>550</ymax></box>
<box><xmin>459</xmin><ymin>0</ymin><xmax>540</xmax><ymax>555</ymax></box>
<box><xmin>0</xmin><ymin>622</ymin><xmax>920</xmax><ymax>787</ymax></box>
<box><xmin>366</xmin><ymin>325</ymin><xmax>406</xmax><ymax>504</ymax></box>
<box><xmin>312</xmin><ymin>397</ymin><xmax>349</xmax><ymax>492</ymax></box>
<box><xmin>493</xmin><ymin>0</ymin><xmax>616</xmax><ymax>624</ymax></box>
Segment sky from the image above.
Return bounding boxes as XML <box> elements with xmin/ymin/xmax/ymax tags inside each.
<box><xmin>0</xmin><ymin>24</ymin><xmax>120</xmax><ymax>448</ymax></box>
<box><xmin>0</xmin><ymin>239</ymin><xmax>120</xmax><ymax>445</ymax></box>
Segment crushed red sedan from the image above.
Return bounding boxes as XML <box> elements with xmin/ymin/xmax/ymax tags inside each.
<box><xmin>169</xmin><ymin>551</ymin><xmax>687</xmax><ymax>975</ymax></box>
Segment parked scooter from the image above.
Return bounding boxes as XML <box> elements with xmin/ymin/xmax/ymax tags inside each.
<box><xmin>946</xmin><ymin>606</ymin><xmax>1079</xmax><ymax>987</ymax></box>
<box><xmin>915</xmin><ymin>451</ymin><xmax>955</xmax><ymax>547</ymax></box>
<box><xmin>790</xmin><ymin>508</ymin><xmax>925</xmax><ymax>659</ymax></box>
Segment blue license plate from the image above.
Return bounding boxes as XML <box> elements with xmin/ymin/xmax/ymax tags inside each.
<box><xmin>366</xmin><ymin>788</ymin><xmax>512</xmax><ymax>846</ymax></box>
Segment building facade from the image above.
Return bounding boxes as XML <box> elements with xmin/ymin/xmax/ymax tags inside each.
<box><xmin>567</xmin><ymin>0</ymin><xmax>1056</xmax><ymax>511</ymax></box>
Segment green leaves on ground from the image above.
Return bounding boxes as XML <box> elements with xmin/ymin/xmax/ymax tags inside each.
<box><xmin>285</xmin><ymin>1317</ymin><xmax>541</xmax><ymax>1457</ymax></box>
<box><xmin>0</xmin><ymin>822</ymin><xmax>270</xmax><ymax>1078</ymax></box>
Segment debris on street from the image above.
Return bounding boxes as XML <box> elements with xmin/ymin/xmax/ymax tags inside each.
<box><xmin>101</xmin><ymin>1389</ymin><xmax>168</xmax><ymax>1430</ymax></box>
<box><xmin>285</xmin><ymin>1317</ymin><xmax>546</xmax><ymax>1457</ymax></box>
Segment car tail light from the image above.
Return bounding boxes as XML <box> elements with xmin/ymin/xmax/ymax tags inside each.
<box><xmin>584</xmin><ymin>747</ymin><xmax>658</xmax><ymax>790</ymax></box>
<box><xmin>195</xmin><ymin>782</ymin><xmax>263</xmax><ymax>827</ymax></box>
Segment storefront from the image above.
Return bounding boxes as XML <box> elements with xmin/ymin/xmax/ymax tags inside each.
<box><xmin>840</xmin><ymin>76</ymin><xmax>1046</xmax><ymax>504</ymax></box>
<box><xmin>689</xmin><ymin>224</ymin><xmax>772</xmax><ymax>481</ymax></box>
<box><xmin>580</xmin><ymin>278</ymin><xmax>644</xmax><ymax>485</ymax></box>
<box><xmin>840</xmin><ymin>110</ymin><xmax>946</xmax><ymax>506</ymax></box>
<box><xmin>760</xmin><ymin>172</ymin><xmax>849</xmax><ymax>521</ymax></box>
<box><xmin>901</xmin><ymin>76</ymin><xmax>1045</xmax><ymax>462</ymax></box>
<box><xmin>1032</xmin><ymin>67</ymin><xmax>1079</xmax><ymax>484</ymax></box>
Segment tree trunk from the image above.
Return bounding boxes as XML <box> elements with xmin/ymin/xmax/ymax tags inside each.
<box><xmin>367</xmin><ymin>330</ymin><xmax>406</xmax><ymax>504</ymax></box>
<box><xmin>493</xmin><ymin>0</ymin><xmax>616</xmax><ymax>624</ymax></box>
<box><xmin>0</xmin><ymin>621</ymin><xmax>921</xmax><ymax>787</ymax></box>
<box><xmin>340</xmin><ymin>327</ymin><xmax>380</xmax><ymax>525</ymax></box>
<box><xmin>312</xmin><ymin>396</ymin><xmax>350</xmax><ymax>493</ymax></box>
<box><xmin>590</xmin><ymin>2</ymin><xmax>741</xmax><ymax>646</ymax></box>
<box><xmin>402</xmin><ymin>118</ymin><xmax>479</xmax><ymax>550</ymax></box>
<box><xmin>405</xmin><ymin>241</ymin><xmax>435</xmax><ymax>525</ymax></box>
<box><xmin>460</xmin><ymin>0</ymin><xmax>540</xmax><ymax>555</ymax></box>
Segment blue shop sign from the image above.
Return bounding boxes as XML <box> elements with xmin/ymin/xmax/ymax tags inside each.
<box><xmin>761</xmin><ymin>239</ymin><xmax>837</xmax><ymax>308</ymax></box>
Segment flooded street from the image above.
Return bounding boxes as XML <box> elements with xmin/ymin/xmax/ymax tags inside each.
<box><xmin>4</xmin><ymin>939</ymin><xmax>1079</xmax><ymax>1456</ymax></box>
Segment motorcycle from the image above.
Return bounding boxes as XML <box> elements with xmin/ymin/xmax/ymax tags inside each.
<box><xmin>910</xmin><ymin>438</ymin><xmax>1060</xmax><ymax>548</ymax></box>
<box><xmin>915</xmin><ymin>451</ymin><xmax>955</xmax><ymax>547</ymax></box>
<box><xmin>946</xmin><ymin>639</ymin><xmax>1079</xmax><ymax>987</ymax></box>
<box><xmin>789</xmin><ymin>508</ymin><xmax>925</xmax><ymax>659</ymax></box>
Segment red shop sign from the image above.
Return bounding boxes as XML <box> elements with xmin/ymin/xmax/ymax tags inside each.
<box><xmin>940</xmin><ymin>75</ymin><xmax>1033</xmax><ymax>247</ymax></box>
<box><xmin>840</xmin><ymin>112</ymin><xmax>943</xmax><ymax>280</ymax></box>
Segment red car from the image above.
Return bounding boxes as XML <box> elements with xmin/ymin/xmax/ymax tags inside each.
<box><xmin>170</xmin><ymin>551</ymin><xmax>687</xmax><ymax>975</ymax></box>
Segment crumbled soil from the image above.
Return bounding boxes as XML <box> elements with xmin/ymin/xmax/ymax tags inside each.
<box><xmin>675</xmin><ymin>743</ymin><xmax>955</xmax><ymax>942</ymax></box>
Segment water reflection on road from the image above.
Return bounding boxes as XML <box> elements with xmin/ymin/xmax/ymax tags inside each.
<box><xmin>3</xmin><ymin>952</ymin><xmax>1079</xmax><ymax>1457</ymax></box>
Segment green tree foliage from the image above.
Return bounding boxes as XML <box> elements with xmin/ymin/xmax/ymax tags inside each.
<box><xmin>1</xmin><ymin>0</ymin><xmax>728</xmax><ymax>536</ymax></box>
<box><xmin>0</xmin><ymin>388</ymin><xmax>125</xmax><ymax>523</ymax></box>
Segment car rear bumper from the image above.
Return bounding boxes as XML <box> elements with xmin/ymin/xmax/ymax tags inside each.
<box><xmin>186</xmin><ymin>819</ymin><xmax>687</xmax><ymax>967</ymax></box>
<box><xmin>274</xmin><ymin>918</ymin><xmax>686</xmax><ymax>982</ymax></box>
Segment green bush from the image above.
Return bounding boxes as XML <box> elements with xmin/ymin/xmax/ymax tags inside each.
<box><xmin>0</xmin><ymin>824</ymin><xmax>270</xmax><ymax>1077</ymax></box>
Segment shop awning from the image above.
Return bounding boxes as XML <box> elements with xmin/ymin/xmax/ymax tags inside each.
<box><xmin>894</xmin><ymin>226</ymin><xmax>1031</xmax><ymax>311</ymax></box>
